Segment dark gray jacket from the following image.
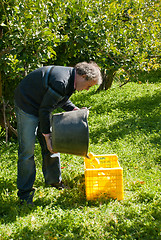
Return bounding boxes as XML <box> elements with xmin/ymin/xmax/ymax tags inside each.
<box><xmin>15</xmin><ymin>66</ymin><xmax>76</xmax><ymax>133</ymax></box>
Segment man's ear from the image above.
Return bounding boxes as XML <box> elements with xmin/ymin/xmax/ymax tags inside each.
<box><xmin>83</xmin><ymin>75</ymin><xmax>88</xmax><ymax>80</ymax></box>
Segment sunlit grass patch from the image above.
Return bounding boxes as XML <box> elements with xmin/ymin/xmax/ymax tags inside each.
<box><xmin>0</xmin><ymin>75</ymin><xmax>161</xmax><ymax>239</ymax></box>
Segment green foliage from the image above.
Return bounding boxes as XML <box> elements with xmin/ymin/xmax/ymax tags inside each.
<box><xmin>0</xmin><ymin>73</ymin><xmax>161</xmax><ymax>239</ymax></box>
<box><xmin>0</xmin><ymin>0</ymin><xmax>67</xmax><ymax>99</ymax></box>
<box><xmin>0</xmin><ymin>0</ymin><xmax>160</xmax><ymax>99</ymax></box>
<box><xmin>53</xmin><ymin>0</ymin><xmax>161</xmax><ymax>72</ymax></box>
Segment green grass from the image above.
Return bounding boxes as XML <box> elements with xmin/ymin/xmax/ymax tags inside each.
<box><xmin>0</xmin><ymin>73</ymin><xmax>161</xmax><ymax>240</ymax></box>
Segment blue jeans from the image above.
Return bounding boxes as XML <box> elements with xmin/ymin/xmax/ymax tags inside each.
<box><xmin>15</xmin><ymin>104</ymin><xmax>62</xmax><ymax>203</ymax></box>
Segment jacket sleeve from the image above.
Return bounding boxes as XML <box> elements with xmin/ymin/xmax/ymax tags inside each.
<box><xmin>39</xmin><ymin>87</ymin><xmax>63</xmax><ymax>134</ymax></box>
<box><xmin>61</xmin><ymin>99</ymin><xmax>76</xmax><ymax>111</ymax></box>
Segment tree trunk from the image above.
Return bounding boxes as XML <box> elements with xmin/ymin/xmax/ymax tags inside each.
<box><xmin>0</xmin><ymin>103</ymin><xmax>17</xmax><ymax>138</ymax></box>
<box><xmin>0</xmin><ymin>71</ymin><xmax>2</xmax><ymax>98</ymax></box>
<box><xmin>97</xmin><ymin>69</ymin><xmax>116</xmax><ymax>91</ymax></box>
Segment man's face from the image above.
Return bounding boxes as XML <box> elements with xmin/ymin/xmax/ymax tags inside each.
<box><xmin>75</xmin><ymin>75</ymin><xmax>96</xmax><ymax>91</ymax></box>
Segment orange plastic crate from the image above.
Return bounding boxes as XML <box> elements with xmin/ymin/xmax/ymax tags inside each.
<box><xmin>84</xmin><ymin>153</ymin><xmax>124</xmax><ymax>200</ymax></box>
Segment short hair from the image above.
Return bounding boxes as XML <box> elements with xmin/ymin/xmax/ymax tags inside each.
<box><xmin>75</xmin><ymin>61</ymin><xmax>102</xmax><ymax>85</ymax></box>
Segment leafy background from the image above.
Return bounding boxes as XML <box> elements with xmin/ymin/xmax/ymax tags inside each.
<box><xmin>0</xmin><ymin>0</ymin><xmax>160</xmax><ymax>100</ymax></box>
<box><xmin>0</xmin><ymin>0</ymin><xmax>160</xmax><ymax>239</ymax></box>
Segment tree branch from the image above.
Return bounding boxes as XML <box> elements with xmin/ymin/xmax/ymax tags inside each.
<box><xmin>7</xmin><ymin>120</ymin><xmax>17</xmax><ymax>137</ymax></box>
<box><xmin>0</xmin><ymin>71</ymin><xmax>2</xmax><ymax>98</ymax></box>
<box><xmin>0</xmin><ymin>47</ymin><xmax>11</xmax><ymax>58</ymax></box>
<box><xmin>119</xmin><ymin>79</ymin><xmax>131</xmax><ymax>87</ymax></box>
<box><xmin>2</xmin><ymin>97</ymin><xmax>8</xmax><ymax>143</ymax></box>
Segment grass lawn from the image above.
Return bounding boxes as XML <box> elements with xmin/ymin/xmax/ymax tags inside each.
<box><xmin>0</xmin><ymin>71</ymin><xmax>161</xmax><ymax>239</ymax></box>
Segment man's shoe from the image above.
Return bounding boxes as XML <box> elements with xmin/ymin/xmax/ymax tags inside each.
<box><xmin>50</xmin><ymin>181</ymin><xmax>69</xmax><ymax>190</ymax></box>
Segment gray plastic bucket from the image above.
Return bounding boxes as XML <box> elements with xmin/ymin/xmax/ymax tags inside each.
<box><xmin>51</xmin><ymin>109</ymin><xmax>89</xmax><ymax>156</ymax></box>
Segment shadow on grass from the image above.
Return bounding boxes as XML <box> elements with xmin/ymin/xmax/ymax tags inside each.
<box><xmin>7</xmin><ymin>197</ymin><xmax>161</xmax><ymax>240</ymax></box>
<box><xmin>0</xmin><ymin>173</ymin><xmax>111</xmax><ymax>226</ymax></box>
<box><xmin>0</xmin><ymin>178</ymin><xmax>37</xmax><ymax>224</ymax></box>
<box><xmin>35</xmin><ymin>173</ymin><xmax>111</xmax><ymax>209</ymax></box>
<box><xmin>90</xmin><ymin>90</ymin><xmax>161</xmax><ymax>146</ymax></box>
<box><xmin>133</xmin><ymin>69</ymin><xmax>161</xmax><ymax>83</ymax></box>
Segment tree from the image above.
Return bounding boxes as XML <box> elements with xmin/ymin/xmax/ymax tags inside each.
<box><xmin>0</xmin><ymin>0</ymin><xmax>67</xmax><ymax>138</ymax></box>
<box><xmin>53</xmin><ymin>0</ymin><xmax>160</xmax><ymax>89</ymax></box>
<box><xmin>0</xmin><ymin>0</ymin><xmax>160</xmax><ymax>139</ymax></box>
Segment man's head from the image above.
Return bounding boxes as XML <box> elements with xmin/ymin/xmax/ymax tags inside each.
<box><xmin>74</xmin><ymin>61</ymin><xmax>102</xmax><ymax>91</ymax></box>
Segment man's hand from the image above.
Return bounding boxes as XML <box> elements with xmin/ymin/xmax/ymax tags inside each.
<box><xmin>73</xmin><ymin>107</ymin><xmax>89</xmax><ymax>116</ymax></box>
<box><xmin>42</xmin><ymin>133</ymin><xmax>56</xmax><ymax>154</ymax></box>
<box><xmin>73</xmin><ymin>107</ymin><xmax>89</xmax><ymax>110</ymax></box>
<box><xmin>73</xmin><ymin>107</ymin><xmax>79</xmax><ymax>111</ymax></box>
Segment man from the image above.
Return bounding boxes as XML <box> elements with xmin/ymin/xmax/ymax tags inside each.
<box><xmin>14</xmin><ymin>61</ymin><xmax>102</xmax><ymax>205</ymax></box>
